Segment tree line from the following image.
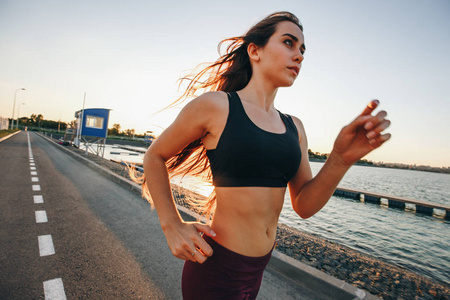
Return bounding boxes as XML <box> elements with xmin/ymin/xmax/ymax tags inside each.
<box><xmin>308</xmin><ymin>149</ymin><xmax>374</xmax><ymax>166</ymax></box>
<box><xmin>107</xmin><ymin>123</ymin><xmax>140</xmax><ymax>137</ymax></box>
<box><xmin>14</xmin><ymin>115</ymin><xmax>143</xmax><ymax>138</ymax></box>
<box><xmin>17</xmin><ymin>114</ymin><xmax>70</xmax><ymax>131</ymax></box>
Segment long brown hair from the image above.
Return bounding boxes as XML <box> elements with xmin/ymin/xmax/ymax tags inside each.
<box><xmin>134</xmin><ymin>12</ymin><xmax>303</xmax><ymax>217</ymax></box>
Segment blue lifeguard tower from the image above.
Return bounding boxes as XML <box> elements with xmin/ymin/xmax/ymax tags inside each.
<box><xmin>74</xmin><ymin>108</ymin><xmax>111</xmax><ymax>157</ymax></box>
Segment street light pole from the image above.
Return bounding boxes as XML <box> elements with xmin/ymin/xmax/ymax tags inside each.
<box><xmin>11</xmin><ymin>88</ymin><xmax>25</xmax><ymax>130</ymax></box>
<box><xmin>17</xmin><ymin>103</ymin><xmax>26</xmax><ymax>129</ymax></box>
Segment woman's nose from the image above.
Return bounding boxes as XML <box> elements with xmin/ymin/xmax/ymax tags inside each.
<box><xmin>293</xmin><ymin>50</ymin><xmax>304</xmax><ymax>63</ymax></box>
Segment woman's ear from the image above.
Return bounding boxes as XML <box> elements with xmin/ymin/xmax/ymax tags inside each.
<box><xmin>247</xmin><ymin>43</ymin><xmax>261</xmax><ymax>62</ymax></box>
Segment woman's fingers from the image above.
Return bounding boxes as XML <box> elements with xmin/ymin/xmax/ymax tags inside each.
<box><xmin>333</xmin><ymin>100</ymin><xmax>392</xmax><ymax>166</ymax></box>
<box><xmin>184</xmin><ymin>247</ymin><xmax>200</xmax><ymax>263</ymax></box>
<box><xmin>360</xmin><ymin>99</ymin><xmax>379</xmax><ymax>116</ymax></box>
<box><xmin>191</xmin><ymin>223</ymin><xmax>215</xmax><ymax>257</ymax></box>
<box><xmin>165</xmin><ymin>222</ymin><xmax>214</xmax><ymax>263</ymax></box>
<box><xmin>368</xmin><ymin>133</ymin><xmax>392</xmax><ymax>148</ymax></box>
<box><xmin>180</xmin><ymin>252</ymin><xmax>194</xmax><ymax>262</ymax></box>
<box><xmin>341</xmin><ymin>114</ymin><xmax>371</xmax><ymax>134</ymax></box>
<box><xmin>193</xmin><ymin>223</ymin><xmax>216</xmax><ymax>238</ymax></box>
<box><xmin>364</xmin><ymin>110</ymin><xmax>387</xmax><ymax>130</ymax></box>
<box><xmin>366</xmin><ymin>119</ymin><xmax>391</xmax><ymax>139</ymax></box>
<box><xmin>364</xmin><ymin>111</ymin><xmax>391</xmax><ymax>144</ymax></box>
<box><xmin>188</xmin><ymin>246</ymin><xmax>208</xmax><ymax>263</ymax></box>
<box><xmin>180</xmin><ymin>223</ymin><xmax>215</xmax><ymax>263</ymax></box>
<box><xmin>357</xmin><ymin>100</ymin><xmax>391</xmax><ymax>148</ymax></box>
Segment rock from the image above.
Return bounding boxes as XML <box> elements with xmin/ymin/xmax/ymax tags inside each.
<box><xmin>323</xmin><ymin>265</ymin><xmax>334</xmax><ymax>274</ymax></box>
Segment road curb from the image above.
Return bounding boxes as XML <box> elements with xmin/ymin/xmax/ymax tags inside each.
<box><xmin>0</xmin><ymin>130</ymin><xmax>21</xmax><ymax>143</ymax></box>
<box><xmin>37</xmin><ymin>132</ymin><xmax>379</xmax><ymax>300</ymax></box>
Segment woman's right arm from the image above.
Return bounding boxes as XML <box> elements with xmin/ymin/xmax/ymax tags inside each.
<box><xmin>143</xmin><ymin>92</ymin><xmax>222</xmax><ymax>263</ymax></box>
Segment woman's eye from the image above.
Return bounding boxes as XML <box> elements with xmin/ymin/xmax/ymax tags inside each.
<box><xmin>284</xmin><ymin>40</ymin><xmax>293</xmax><ymax>47</ymax></box>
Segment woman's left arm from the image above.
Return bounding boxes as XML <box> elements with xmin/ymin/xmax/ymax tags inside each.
<box><xmin>288</xmin><ymin>100</ymin><xmax>391</xmax><ymax>219</ymax></box>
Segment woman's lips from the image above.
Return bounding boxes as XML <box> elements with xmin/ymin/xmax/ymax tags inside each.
<box><xmin>287</xmin><ymin>66</ymin><xmax>299</xmax><ymax>76</ymax></box>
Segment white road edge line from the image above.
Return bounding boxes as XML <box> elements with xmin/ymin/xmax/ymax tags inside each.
<box><xmin>38</xmin><ymin>235</ymin><xmax>55</xmax><ymax>256</ymax></box>
<box><xmin>35</xmin><ymin>210</ymin><xmax>48</xmax><ymax>223</ymax></box>
<box><xmin>43</xmin><ymin>278</ymin><xmax>67</xmax><ymax>300</ymax></box>
<box><xmin>34</xmin><ymin>195</ymin><xmax>44</xmax><ymax>204</ymax></box>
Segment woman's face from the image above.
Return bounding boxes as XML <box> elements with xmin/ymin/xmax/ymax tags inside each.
<box><xmin>256</xmin><ymin>21</ymin><xmax>305</xmax><ymax>88</ymax></box>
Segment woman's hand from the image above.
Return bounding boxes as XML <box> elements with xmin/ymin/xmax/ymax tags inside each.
<box><xmin>162</xmin><ymin>221</ymin><xmax>216</xmax><ymax>263</ymax></box>
<box><xmin>331</xmin><ymin>100</ymin><xmax>391</xmax><ymax>167</ymax></box>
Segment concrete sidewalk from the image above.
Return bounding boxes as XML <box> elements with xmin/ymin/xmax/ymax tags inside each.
<box><xmin>35</xmin><ymin>131</ymin><xmax>379</xmax><ymax>300</ymax></box>
<box><xmin>0</xmin><ymin>130</ymin><xmax>21</xmax><ymax>142</ymax></box>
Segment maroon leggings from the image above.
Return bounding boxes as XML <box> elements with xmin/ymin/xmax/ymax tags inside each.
<box><xmin>182</xmin><ymin>235</ymin><xmax>273</xmax><ymax>300</ymax></box>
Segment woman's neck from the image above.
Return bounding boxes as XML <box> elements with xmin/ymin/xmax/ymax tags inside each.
<box><xmin>238</xmin><ymin>77</ymin><xmax>278</xmax><ymax>112</ymax></box>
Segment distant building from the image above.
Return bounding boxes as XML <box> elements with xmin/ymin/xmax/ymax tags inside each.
<box><xmin>0</xmin><ymin>116</ymin><xmax>9</xmax><ymax>130</ymax></box>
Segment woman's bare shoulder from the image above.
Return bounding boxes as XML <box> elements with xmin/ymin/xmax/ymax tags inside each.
<box><xmin>189</xmin><ymin>91</ymin><xmax>228</xmax><ymax>113</ymax></box>
<box><xmin>174</xmin><ymin>91</ymin><xmax>229</xmax><ymax>134</ymax></box>
<box><xmin>288</xmin><ymin>114</ymin><xmax>305</xmax><ymax>130</ymax></box>
<box><xmin>288</xmin><ymin>114</ymin><xmax>307</xmax><ymax>142</ymax></box>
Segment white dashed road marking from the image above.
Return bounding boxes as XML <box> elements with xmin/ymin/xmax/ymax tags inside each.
<box><xmin>43</xmin><ymin>278</ymin><xmax>67</xmax><ymax>300</ymax></box>
<box><xmin>35</xmin><ymin>211</ymin><xmax>48</xmax><ymax>223</ymax></box>
<box><xmin>28</xmin><ymin>132</ymin><xmax>67</xmax><ymax>298</ymax></box>
<box><xmin>34</xmin><ymin>195</ymin><xmax>44</xmax><ymax>204</ymax></box>
<box><xmin>38</xmin><ymin>235</ymin><xmax>55</xmax><ymax>257</ymax></box>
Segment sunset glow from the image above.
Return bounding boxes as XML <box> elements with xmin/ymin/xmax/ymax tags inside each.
<box><xmin>1</xmin><ymin>0</ymin><xmax>449</xmax><ymax>167</ymax></box>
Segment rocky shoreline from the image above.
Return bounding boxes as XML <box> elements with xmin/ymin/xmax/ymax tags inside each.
<box><xmin>48</xmin><ymin>137</ymin><xmax>449</xmax><ymax>300</ymax></box>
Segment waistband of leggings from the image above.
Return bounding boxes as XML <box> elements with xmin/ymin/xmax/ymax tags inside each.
<box><xmin>203</xmin><ymin>235</ymin><xmax>273</xmax><ymax>263</ymax></box>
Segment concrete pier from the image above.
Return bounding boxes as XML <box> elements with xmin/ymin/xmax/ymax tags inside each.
<box><xmin>334</xmin><ymin>186</ymin><xmax>450</xmax><ymax>219</ymax></box>
<box><xmin>116</xmin><ymin>145</ymin><xmax>146</xmax><ymax>153</ymax></box>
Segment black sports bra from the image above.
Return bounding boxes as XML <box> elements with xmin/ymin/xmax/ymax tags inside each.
<box><xmin>206</xmin><ymin>92</ymin><xmax>301</xmax><ymax>187</ymax></box>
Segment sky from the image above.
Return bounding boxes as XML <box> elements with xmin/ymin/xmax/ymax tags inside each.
<box><xmin>1</xmin><ymin>0</ymin><xmax>449</xmax><ymax>167</ymax></box>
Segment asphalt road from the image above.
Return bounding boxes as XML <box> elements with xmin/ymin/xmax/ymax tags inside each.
<box><xmin>1</xmin><ymin>131</ymin><xmax>181</xmax><ymax>299</ymax></box>
<box><xmin>1</xmin><ymin>132</ymin><xmax>318</xmax><ymax>300</ymax></box>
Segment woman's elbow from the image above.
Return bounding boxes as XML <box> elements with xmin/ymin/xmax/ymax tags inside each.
<box><xmin>295</xmin><ymin>208</ymin><xmax>314</xmax><ymax>219</ymax></box>
<box><xmin>143</xmin><ymin>146</ymin><xmax>164</xmax><ymax>166</ymax></box>
<box><xmin>143</xmin><ymin>149</ymin><xmax>152</xmax><ymax>166</ymax></box>
<box><xmin>293</xmin><ymin>203</ymin><xmax>315</xmax><ymax>219</ymax></box>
